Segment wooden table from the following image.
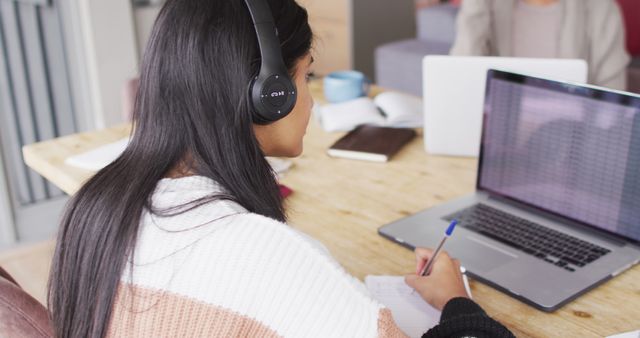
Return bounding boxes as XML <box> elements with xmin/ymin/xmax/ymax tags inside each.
<box><xmin>23</xmin><ymin>80</ymin><xmax>640</xmax><ymax>337</ymax></box>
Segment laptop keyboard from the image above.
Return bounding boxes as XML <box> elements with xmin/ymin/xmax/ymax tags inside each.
<box><xmin>444</xmin><ymin>204</ymin><xmax>611</xmax><ymax>272</ymax></box>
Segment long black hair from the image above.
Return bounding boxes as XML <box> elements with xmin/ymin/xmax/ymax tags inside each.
<box><xmin>47</xmin><ymin>0</ymin><xmax>312</xmax><ymax>336</ymax></box>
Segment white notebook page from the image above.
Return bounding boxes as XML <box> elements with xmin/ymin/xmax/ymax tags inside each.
<box><xmin>365</xmin><ymin>275</ymin><xmax>441</xmax><ymax>338</ymax></box>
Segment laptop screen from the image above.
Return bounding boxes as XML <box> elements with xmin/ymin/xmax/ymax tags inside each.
<box><xmin>479</xmin><ymin>70</ymin><xmax>640</xmax><ymax>243</ymax></box>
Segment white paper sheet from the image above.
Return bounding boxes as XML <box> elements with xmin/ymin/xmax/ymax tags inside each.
<box><xmin>65</xmin><ymin>137</ymin><xmax>293</xmax><ymax>176</ymax></box>
<box><xmin>64</xmin><ymin>137</ymin><xmax>130</xmax><ymax>171</ymax></box>
<box><xmin>607</xmin><ymin>330</ymin><xmax>640</xmax><ymax>338</ymax></box>
<box><xmin>365</xmin><ymin>275</ymin><xmax>440</xmax><ymax>338</ymax></box>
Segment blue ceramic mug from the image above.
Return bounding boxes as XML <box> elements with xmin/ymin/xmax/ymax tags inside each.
<box><xmin>323</xmin><ymin>71</ymin><xmax>370</xmax><ymax>103</ymax></box>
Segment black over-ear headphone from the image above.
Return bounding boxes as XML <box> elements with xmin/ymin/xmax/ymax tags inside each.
<box><xmin>244</xmin><ymin>0</ymin><xmax>297</xmax><ymax>124</ymax></box>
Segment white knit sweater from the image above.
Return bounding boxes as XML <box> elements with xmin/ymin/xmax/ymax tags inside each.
<box><xmin>106</xmin><ymin>176</ymin><xmax>407</xmax><ymax>337</ymax></box>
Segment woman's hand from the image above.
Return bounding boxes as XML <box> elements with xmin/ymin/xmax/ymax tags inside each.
<box><xmin>404</xmin><ymin>248</ymin><xmax>469</xmax><ymax>310</ymax></box>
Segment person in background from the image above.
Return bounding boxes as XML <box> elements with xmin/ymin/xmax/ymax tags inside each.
<box><xmin>450</xmin><ymin>0</ymin><xmax>630</xmax><ymax>91</ymax></box>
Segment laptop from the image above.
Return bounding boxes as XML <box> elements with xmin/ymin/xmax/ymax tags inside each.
<box><xmin>423</xmin><ymin>55</ymin><xmax>588</xmax><ymax>157</ymax></box>
<box><xmin>380</xmin><ymin>69</ymin><xmax>640</xmax><ymax>312</ymax></box>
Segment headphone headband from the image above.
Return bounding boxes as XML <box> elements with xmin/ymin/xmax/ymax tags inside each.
<box><xmin>244</xmin><ymin>0</ymin><xmax>297</xmax><ymax>124</ymax></box>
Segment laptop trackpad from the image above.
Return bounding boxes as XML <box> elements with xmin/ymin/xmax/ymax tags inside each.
<box><xmin>451</xmin><ymin>236</ymin><xmax>517</xmax><ymax>274</ymax></box>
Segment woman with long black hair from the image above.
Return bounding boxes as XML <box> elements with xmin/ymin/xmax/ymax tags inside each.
<box><xmin>48</xmin><ymin>0</ymin><xmax>514</xmax><ymax>337</ymax></box>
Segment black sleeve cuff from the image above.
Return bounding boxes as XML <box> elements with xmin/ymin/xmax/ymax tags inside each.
<box><xmin>422</xmin><ymin>298</ymin><xmax>515</xmax><ymax>338</ymax></box>
<box><xmin>441</xmin><ymin>297</ymin><xmax>486</xmax><ymax>321</ymax></box>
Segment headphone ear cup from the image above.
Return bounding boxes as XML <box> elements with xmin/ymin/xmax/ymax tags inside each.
<box><xmin>249</xmin><ymin>73</ymin><xmax>297</xmax><ymax>124</ymax></box>
<box><xmin>243</xmin><ymin>0</ymin><xmax>298</xmax><ymax>124</ymax></box>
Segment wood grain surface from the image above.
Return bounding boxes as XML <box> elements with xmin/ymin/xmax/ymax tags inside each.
<box><xmin>20</xmin><ymin>80</ymin><xmax>640</xmax><ymax>337</ymax></box>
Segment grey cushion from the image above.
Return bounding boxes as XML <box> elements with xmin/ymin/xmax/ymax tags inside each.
<box><xmin>375</xmin><ymin>39</ymin><xmax>452</xmax><ymax>96</ymax></box>
<box><xmin>416</xmin><ymin>3</ymin><xmax>459</xmax><ymax>44</ymax></box>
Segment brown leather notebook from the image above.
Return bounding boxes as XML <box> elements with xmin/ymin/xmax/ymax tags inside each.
<box><xmin>327</xmin><ymin>125</ymin><xmax>416</xmax><ymax>162</ymax></box>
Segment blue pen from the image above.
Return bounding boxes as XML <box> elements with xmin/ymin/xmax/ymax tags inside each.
<box><xmin>419</xmin><ymin>219</ymin><xmax>458</xmax><ymax>276</ymax></box>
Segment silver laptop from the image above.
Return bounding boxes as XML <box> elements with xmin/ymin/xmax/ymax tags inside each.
<box><xmin>379</xmin><ymin>69</ymin><xmax>640</xmax><ymax>312</ymax></box>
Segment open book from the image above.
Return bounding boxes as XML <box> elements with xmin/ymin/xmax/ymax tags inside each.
<box><xmin>318</xmin><ymin>91</ymin><xmax>422</xmax><ymax>132</ymax></box>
